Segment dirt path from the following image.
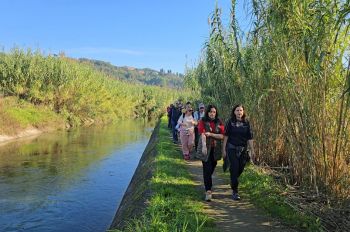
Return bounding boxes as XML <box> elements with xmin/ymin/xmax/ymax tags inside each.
<box><xmin>185</xmin><ymin>158</ymin><xmax>297</xmax><ymax>232</ymax></box>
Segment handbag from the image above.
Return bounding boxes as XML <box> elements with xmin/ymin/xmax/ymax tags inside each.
<box><xmin>226</xmin><ymin>143</ymin><xmax>250</xmax><ymax>163</ymax></box>
<box><xmin>195</xmin><ymin>135</ymin><xmax>209</xmax><ymax>162</ymax></box>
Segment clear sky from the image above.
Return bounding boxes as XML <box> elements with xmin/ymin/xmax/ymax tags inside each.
<box><xmin>1</xmin><ymin>0</ymin><xmax>252</xmax><ymax>74</ymax></box>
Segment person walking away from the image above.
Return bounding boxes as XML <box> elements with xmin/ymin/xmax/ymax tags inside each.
<box><xmin>223</xmin><ymin>104</ymin><xmax>255</xmax><ymax>200</ymax></box>
<box><xmin>178</xmin><ymin>105</ymin><xmax>197</xmax><ymax>160</ymax></box>
<box><xmin>194</xmin><ymin>103</ymin><xmax>205</xmax><ymax>150</ymax></box>
<box><xmin>197</xmin><ymin>105</ymin><xmax>224</xmax><ymax>201</ymax></box>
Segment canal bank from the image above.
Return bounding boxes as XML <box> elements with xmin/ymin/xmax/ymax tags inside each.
<box><xmin>109</xmin><ymin>117</ymin><xmax>215</xmax><ymax>231</ymax></box>
<box><xmin>109</xmin><ymin>120</ymin><xmax>160</xmax><ymax>229</ymax></box>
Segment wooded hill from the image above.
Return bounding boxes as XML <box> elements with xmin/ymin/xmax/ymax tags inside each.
<box><xmin>78</xmin><ymin>58</ymin><xmax>184</xmax><ymax>88</ymax></box>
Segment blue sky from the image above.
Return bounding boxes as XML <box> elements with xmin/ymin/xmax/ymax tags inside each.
<box><xmin>1</xmin><ymin>0</ymin><xmax>252</xmax><ymax>74</ymax></box>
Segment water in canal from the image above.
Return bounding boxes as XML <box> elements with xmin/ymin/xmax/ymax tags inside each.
<box><xmin>0</xmin><ymin>120</ymin><xmax>155</xmax><ymax>232</ymax></box>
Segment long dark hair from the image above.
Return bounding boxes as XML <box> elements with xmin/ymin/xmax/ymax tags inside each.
<box><xmin>203</xmin><ymin>104</ymin><xmax>221</xmax><ymax>124</ymax></box>
<box><xmin>230</xmin><ymin>104</ymin><xmax>247</xmax><ymax>122</ymax></box>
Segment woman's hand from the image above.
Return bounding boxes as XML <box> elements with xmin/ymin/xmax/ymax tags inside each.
<box><xmin>222</xmin><ymin>149</ymin><xmax>226</xmax><ymax>159</ymax></box>
<box><xmin>204</xmin><ymin>132</ymin><xmax>211</xmax><ymax>137</ymax></box>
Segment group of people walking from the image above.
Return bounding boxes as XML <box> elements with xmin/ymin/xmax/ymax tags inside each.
<box><xmin>167</xmin><ymin>101</ymin><xmax>256</xmax><ymax>202</ymax></box>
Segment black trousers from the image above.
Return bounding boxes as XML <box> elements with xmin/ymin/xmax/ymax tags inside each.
<box><xmin>202</xmin><ymin>148</ymin><xmax>217</xmax><ymax>191</ymax></box>
<box><xmin>194</xmin><ymin>127</ymin><xmax>199</xmax><ymax>150</ymax></box>
<box><xmin>227</xmin><ymin>148</ymin><xmax>246</xmax><ymax>193</ymax></box>
<box><xmin>171</xmin><ymin>120</ymin><xmax>178</xmax><ymax>142</ymax></box>
<box><xmin>167</xmin><ymin>116</ymin><xmax>172</xmax><ymax>128</ymax></box>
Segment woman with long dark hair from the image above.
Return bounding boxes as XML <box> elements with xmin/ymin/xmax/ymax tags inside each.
<box><xmin>223</xmin><ymin>104</ymin><xmax>255</xmax><ymax>200</ymax></box>
<box><xmin>197</xmin><ymin>104</ymin><xmax>224</xmax><ymax>201</ymax></box>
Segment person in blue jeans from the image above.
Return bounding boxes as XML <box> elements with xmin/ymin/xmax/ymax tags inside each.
<box><xmin>223</xmin><ymin>104</ymin><xmax>255</xmax><ymax>200</ymax></box>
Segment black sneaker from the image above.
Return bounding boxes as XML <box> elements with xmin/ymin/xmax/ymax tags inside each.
<box><xmin>232</xmin><ymin>192</ymin><xmax>241</xmax><ymax>201</ymax></box>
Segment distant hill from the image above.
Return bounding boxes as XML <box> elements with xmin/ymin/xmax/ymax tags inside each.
<box><xmin>78</xmin><ymin>58</ymin><xmax>184</xmax><ymax>88</ymax></box>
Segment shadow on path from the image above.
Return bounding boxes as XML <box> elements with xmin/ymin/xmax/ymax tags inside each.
<box><xmin>185</xmin><ymin>159</ymin><xmax>297</xmax><ymax>232</ymax></box>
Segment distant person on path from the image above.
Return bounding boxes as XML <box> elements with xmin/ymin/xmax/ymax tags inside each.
<box><xmin>170</xmin><ymin>101</ymin><xmax>181</xmax><ymax>143</ymax></box>
<box><xmin>223</xmin><ymin>104</ymin><xmax>255</xmax><ymax>201</ymax></box>
<box><xmin>167</xmin><ymin>104</ymin><xmax>173</xmax><ymax>129</ymax></box>
<box><xmin>177</xmin><ymin>105</ymin><xmax>197</xmax><ymax>160</ymax></box>
<box><xmin>194</xmin><ymin>103</ymin><xmax>205</xmax><ymax>150</ymax></box>
<box><xmin>197</xmin><ymin>105</ymin><xmax>224</xmax><ymax>201</ymax></box>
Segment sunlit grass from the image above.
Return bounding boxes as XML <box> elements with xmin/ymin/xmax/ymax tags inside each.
<box><xmin>0</xmin><ymin>97</ymin><xmax>64</xmax><ymax>134</ymax></box>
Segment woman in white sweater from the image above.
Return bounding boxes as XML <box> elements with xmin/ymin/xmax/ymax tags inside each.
<box><xmin>177</xmin><ymin>105</ymin><xmax>197</xmax><ymax>160</ymax></box>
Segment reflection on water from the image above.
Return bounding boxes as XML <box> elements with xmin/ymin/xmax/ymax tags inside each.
<box><xmin>0</xmin><ymin>120</ymin><xmax>155</xmax><ymax>232</ymax></box>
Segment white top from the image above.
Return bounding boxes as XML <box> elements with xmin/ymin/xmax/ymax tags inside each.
<box><xmin>177</xmin><ymin>114</ymin><xmax>195</xmax><ymax>131</ymax></box>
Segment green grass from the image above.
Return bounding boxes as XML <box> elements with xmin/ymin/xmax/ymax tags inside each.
<box><xmin>0</xmin><ymin>97</ymin><xmax>64</xmax><ymax>134</ymax></box>
<box><xmin>111</xmin><ymin>117</ymin><xmax>216</xmax><ymax>232</ymax></box>
<box><xmin>111</xmin><ymin>116</ymin><xmax>323</xmax><ymax>231</ymax></box>
<box><xmin>220</xmin><ymin>166</ymin><xmax>323</xmax><ymax>231</ymax></box>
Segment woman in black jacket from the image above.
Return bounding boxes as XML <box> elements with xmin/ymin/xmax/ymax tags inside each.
<box><xmin>223</xmin><ymin>104</ymin><xmax>255</xmax><ymax>200</ymax></box>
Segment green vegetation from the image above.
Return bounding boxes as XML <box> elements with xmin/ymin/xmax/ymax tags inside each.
<box><xmin>185</xmin><ymin>0</ymin><xmax>350</xmax><ymax>198</ymax></box>
<box><xmin>112</xmin><ymin>117</ymin><xmax>216</xmax><ymax>232</ymax></box>
<box><xmin>113</xmin><ymin>117</ymin><xmax>322</xmax><ymax>231</ymax></box>
<box><xmin>0</xmin><ymin>96</ymin><xmax>64</xmax><ymax>135</ymax></box>
<box><xmin>79</xmin><ymin>58</ymin><xmax>184</xmax><ymax>88</ymax></box>
<box><xmin>0</xmin><ymin>49</ymin><xmax>188</xmax><ymax>133</ymax></box>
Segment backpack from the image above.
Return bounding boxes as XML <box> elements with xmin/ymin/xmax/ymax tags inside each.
<box><xmin>195</xmin><ymin>120</ymin><xmax>223</xmax><ymax>162</ymax></box>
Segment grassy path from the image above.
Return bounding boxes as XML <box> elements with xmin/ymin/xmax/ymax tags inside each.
<box><xmin>111</xmin><ymin>117</ymin><xmax>320</xmax><ymax>231</ymax></box>
<box><xmin>184</xmin><ymin>160</ymin><xmax>296</xmax><ymax>231</ymax></box>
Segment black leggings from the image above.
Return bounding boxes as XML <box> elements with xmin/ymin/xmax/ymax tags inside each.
<box><xmin>227</xmin><ymin>148</ymin><xmax>246</xmax><ymax>193</ymax></box>
<box><xmin>202</xmin><ymin>148</ymin><xmax>217</xmax><ymax>191</ymax></box>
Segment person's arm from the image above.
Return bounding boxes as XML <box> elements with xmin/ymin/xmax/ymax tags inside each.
<box><xmin>204</xmin><ymin>121</ymin><xmax>224</xmax><ymax>139</ymax></box>
<box><xmin>223</xmin><ymin>136</ymin><xmax>228</xmax><ymax>158</ymax></box>
<box><xmin>192</xmin><ymin>115</ymin><xmax>198</xmax><ymax>126</ymax></box>
<box><xmin>246</xmin><ymin>121</ymin><xmax>255</xmax><ymax>162</ymax></box>
<box><xmin>204</xmin><ymin>132</ymin><xmax>223</xmax><ymax>140</ymax></box>
<box><xmin>248</xmin><ymin>139</ymin><xmax>255</xmax><ymax>162</ymax></box>
<box><xmin>177</xmin><ymin>115</ymin><xmax>184</xmax><ymax>126</ymax></box>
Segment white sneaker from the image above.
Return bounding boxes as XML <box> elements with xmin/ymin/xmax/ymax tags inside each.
<box><xmin>205</xmin><ymin>191</ymin><xmax>212</xmax><ymax>202</ymax></box>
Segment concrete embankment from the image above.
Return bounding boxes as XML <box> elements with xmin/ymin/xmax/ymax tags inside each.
<box><xmin>0</xmin><ymin>128</ymin><xmax>43</xmax><ymax>146</ymax></box>
<box><xmin>109</xmin><ymin>121</ymin><xmax>159</xmax><ymax>230</ymax></box>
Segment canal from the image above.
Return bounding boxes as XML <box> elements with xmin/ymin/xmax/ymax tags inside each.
<box><xmin>0</xmin><ymin>120</ymin><xmax>154</xmax><ymax>232</ymax></box>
